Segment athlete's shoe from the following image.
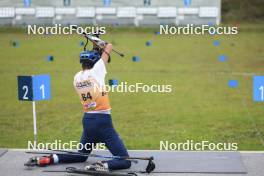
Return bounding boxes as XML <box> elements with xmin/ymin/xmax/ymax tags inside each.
<box><xmin>84</xmin><ymin>161</ymin><xmax>109</xmax><ymax>172</ymax></box>
<box><xmin>25</xmin><ymin>155</ymin><xmax>54</xmax><ymax>167</ymax></box>
<box><xmin>37</xmin><ymin>155</ymin><xmax>54</xmax><ymax>166</ymax></box>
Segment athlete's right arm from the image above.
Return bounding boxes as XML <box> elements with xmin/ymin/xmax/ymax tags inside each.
<box><xmin>101</xmin><ymin>43</ymin><xmax>112</xmax><ymax>65</ymax></box>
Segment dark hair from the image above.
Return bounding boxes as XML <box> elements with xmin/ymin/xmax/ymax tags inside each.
<box><xmin>82</xmin><ymin>60</ymin><xmax>95</xmax><ymax>70</ymax></box>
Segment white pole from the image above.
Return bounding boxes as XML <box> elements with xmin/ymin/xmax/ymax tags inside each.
<box><xmin>32</xmin><ymin>101</ymin><xmax>37</xmax><ymax>148</ymax></box>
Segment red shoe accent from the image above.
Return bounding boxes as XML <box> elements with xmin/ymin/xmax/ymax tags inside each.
<box><xmin>38</xmin><ymin>156</ymin><xmax>51</xmax><ymax>166</ymax></box>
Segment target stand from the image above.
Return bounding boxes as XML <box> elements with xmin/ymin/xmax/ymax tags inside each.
<box><xmin>17</xmin><ymin>75</ymin><xmax>51</xmax><ymax>146</ymax></box>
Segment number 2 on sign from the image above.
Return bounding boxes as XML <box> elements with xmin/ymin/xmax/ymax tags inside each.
<box><xmin>259</xmin><ymin>86</ymin><xmax>264</xmax><ymax>101</ymax></box>
<box><xmin>40</xmin><ymin>84</ymin><xmax>45</xmax><ymax>99</ymax></box>
<box><xmin>22</xmin><ymin>85</ymin><xmax>29</xmax><ymax>100</ymax></box>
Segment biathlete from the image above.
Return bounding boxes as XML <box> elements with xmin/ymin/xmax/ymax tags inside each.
<box><xmin>33</xmin><ymin>42</ymin><xmax>131</xmax><ymax>172</ymax></box>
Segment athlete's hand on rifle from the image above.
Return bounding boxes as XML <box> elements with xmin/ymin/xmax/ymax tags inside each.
<box><xmin>97</xmin><ymin>40</ymin><xmax>107</xmax><ymax>48</ymax></box>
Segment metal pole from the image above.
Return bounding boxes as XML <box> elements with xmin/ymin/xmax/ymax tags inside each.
<box><xmin>32</xmin><ymin>101</ymin><xmax>37</xmax><ymax>147</ymax></box>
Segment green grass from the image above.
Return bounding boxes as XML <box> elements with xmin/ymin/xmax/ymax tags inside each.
<box><xmin>0</xmin><ymin>24</ymin><xmax>264</xmax><ymax>150</ymax></box>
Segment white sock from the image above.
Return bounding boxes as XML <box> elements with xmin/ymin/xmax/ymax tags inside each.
<box><xmin>52</xmin><ymin>154</ymin><xmax>59</xmax><ymax>164</ymax></box>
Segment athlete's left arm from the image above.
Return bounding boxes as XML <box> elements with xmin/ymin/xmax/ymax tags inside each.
<box><xmin>101</xmin><ymin>43</ymin><xmax>112</xmax><ymax>65</ymax></box>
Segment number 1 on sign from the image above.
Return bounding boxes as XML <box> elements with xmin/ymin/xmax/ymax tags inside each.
<box><xmin>259</xmin><ymin>86</ymin><xmax>264</xmax><ymax>101</ymax></box>
<box><xmin>40</xmin><ymin>84</ymin><xmax>45</xmax><ymax>99</ymax></box>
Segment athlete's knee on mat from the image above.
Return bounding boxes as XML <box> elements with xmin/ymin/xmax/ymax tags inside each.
<box><xmin>123</xmin><ymin>160</ymin><xmax>131</xmax><ymax>169</ymax></box>
<box><xmin>78</xmin><ymin>156</ymin><xmax>88</xmax><ymax>162</ymax></box>
<box><xmin>118</xmin><ymin>160</ymin><xmax>131</xmax><ymax>169</ymax></box>
<box><xmin>77</xmin><ymin>151</ymin><xmax>89</xmax><ymax>162</ymax></box>
<box><xmin>107</xmin><ymin>159</ymin><xmax>131</xmax><ymax>170</ymax></box>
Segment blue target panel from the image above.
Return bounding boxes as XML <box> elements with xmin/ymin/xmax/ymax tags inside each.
<box><xmin>184</xmin><ymin>0</ymin><xmax>192</xmax><ymax>6</ymax></box>
<box><xmin>218</xmin><ymin>55</ymin><xmax>227</xmax><ymax>62</ymax></box>
<box><xmin>208</xmin><ymin>22</ymin><xmax>214</xmax><ymax>27</ymax></box>
<box><xmin>18</xmin><ymin>75</ymin><xmax>51</xmax><ymax>101</ymax></box>
<box><xmin>109</xmin><ymin>79</ymin><xmax>118</xmax><ymax>86</ymax></box>
<box><xmin>80</xmin><ymin>41</ymin><xmax>85</xmax><ymax>46</ymax></box>
<box><xmin>132</xmin><ymin>56</ymin><xmax>140</xmax><ymax>62</ymax></box>
<box><xmin>146</xmin><ymin>41</ymin><xmax>152</xmax><ymax>46</ymax></box>
<box><xmin>24</xmin><ymin>0</ymin><xmax>31</xmax><ymax>7</ymax></box>
<box><xmin>47</xmin><ymin>55</ymin><xmax>54</xmax><ymax>61</ymax></box>
<box><xmin>253</xmin><ymin>76</ymin><xmax>264</xmax><ymax>102</ymax></box>
<box><xmin>11</xmin><ymin>41</ymin><xmax>19</xmax><ymax>47</ymax></box>
<box><xmin>228</xmin><ymin>80</ymin><xmax>238</xmax><ymax>88</ymax></box>
<box><xmin>213</xmin><ymin>40</ymin><xmax>220</xmax><ymax>47</ymax></box>
<box><xmin>103</xmin><ymin>0</ymin><xmax>111</xmax><ymax>6</ymax></box>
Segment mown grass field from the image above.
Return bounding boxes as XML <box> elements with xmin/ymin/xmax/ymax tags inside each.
<box><xmin>0</xmin><ymin>24</ymin><xmax>264</xmax><ymax>150</ymax></box>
